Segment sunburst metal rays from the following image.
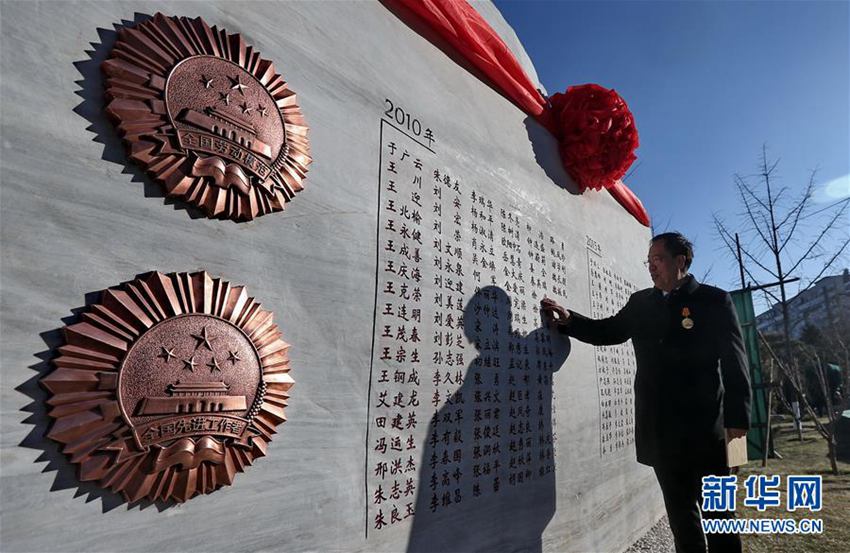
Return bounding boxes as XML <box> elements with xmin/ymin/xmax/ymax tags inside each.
<box><xmin>40</xmin><ymin>271</ymin><xmax>293</xmax><ymax>503</ymax></box>
<box><xmin>102</xmin><ymin>13</ymin><xmax>311</xmax><ymax>222</ymax></box>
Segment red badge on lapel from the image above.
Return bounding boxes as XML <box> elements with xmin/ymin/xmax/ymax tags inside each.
<box><xmin>681</xmin><ymin>307</ymin><xmax>694</xmax><ymax>329</ymax></box>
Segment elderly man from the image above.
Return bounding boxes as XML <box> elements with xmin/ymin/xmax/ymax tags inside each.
<box><xmin>541</xmin><ymin>232</ymin><xmax>751</xmax><ymax>553</ymax></box>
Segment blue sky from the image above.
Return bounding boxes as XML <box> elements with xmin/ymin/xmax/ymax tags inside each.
<box><xmin>494</xmin><ymin>0</ymin><xmax>849</xmax><ymax>312</ymax></box>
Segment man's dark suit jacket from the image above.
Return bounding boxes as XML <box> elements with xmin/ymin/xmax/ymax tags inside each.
<box><xmin>561</xmin><ymin>275</ymin><xmax>751</xmax><ymax>469</ymax></box>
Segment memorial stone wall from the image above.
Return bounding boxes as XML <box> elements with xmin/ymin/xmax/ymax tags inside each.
<box><xmin>0</xmin><ymin>2</ymin><xmax>663</xmax><ymax>551</ymax></box>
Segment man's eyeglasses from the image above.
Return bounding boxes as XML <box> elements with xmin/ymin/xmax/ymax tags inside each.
<box><xmin>644</xmin><ymin>255</ymin><xmax>669</xmax><ymax>267</ymax></box>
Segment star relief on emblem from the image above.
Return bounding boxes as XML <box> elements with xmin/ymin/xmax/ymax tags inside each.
<box><xmin>40</xmin><ymin>271</ymin><xmax>294</xmax><ymax>503</ymax></box>
<box><xmin>182</xmin><ymin>354</ymin><xmax>199</xmax><ymax>372</ymax></box>
<box><xmin>103</xmin><ymin>13</ymin><xmax>311</xmax><ymax>222</ymax></box>
<box><xmin>191</xmin><ymin>326</ymin><xmax>218</xmax><ymax>351</ymax></box>
<box><xmin>228</xmin><ymin>74</ymin><xmax>248</xmax><ymax>95</ymax></box>
<box><xmin>207</xmin><ymin>357</ymin><xmax>222</xmax><ymax>374</ymax></box>
<box><xmin>158</xmin><ymin>346</ymin><xmax>177</xmax><ymax>363</ymax></box>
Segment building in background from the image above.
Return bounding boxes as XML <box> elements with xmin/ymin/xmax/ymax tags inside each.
<box><xmin>756</xmin><ymin>269</ymin><xmax>850</xmax><ymax>338</ymax></box>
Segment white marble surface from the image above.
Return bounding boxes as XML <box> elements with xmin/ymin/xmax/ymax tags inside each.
<box><xmin>0</xmin><ymin>2</ymin><xmax>662</xmax><ymax>552</ymax></box>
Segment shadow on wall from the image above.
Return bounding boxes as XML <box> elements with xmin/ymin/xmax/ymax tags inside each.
<box><xmin>406</xmin><ymin>286</ymin><xmax>571</xmax><ymax>553</ymax></box>
<box><xmin>16</xmin><ymin>282</ymin><xmax>173</xmax><ymax>513</ymax></box>
<box><xmin>72</xmin><ymin>13</ymin><xmax>205</xmax><ymax>219</ymax></box>
<box><xmin>524</xmin><ymin>117</ymin><xmax>582</xmax><ymax>197</ymax></box>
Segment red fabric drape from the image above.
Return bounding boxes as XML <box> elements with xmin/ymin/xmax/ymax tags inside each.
<box><xmin>391</xmin><ymin>0</ymin><xmax>650</xmax><ymax>227</ymax></box>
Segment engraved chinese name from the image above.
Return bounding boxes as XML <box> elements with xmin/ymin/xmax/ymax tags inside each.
<box><xmin>586</xmin><ymin>244</ymin><xmax>638</xmax><ymax>456</ymax></box>
<box><xmin>367</xmin><ymin>116</ymin><xmax>568</xmax><ymax>535</ymax></box>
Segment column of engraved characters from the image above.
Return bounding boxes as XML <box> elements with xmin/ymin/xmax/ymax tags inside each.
<box><xmin>526</xmin><ymin>228</ymin><xmax>547</xmax><ymax>478</ymax></box>
<box><xmin>587</xmin><ymin>250</ymin><xmax>637</xmax><ymax>456</ymax></box>
<box><xmin>498</xmin><ymin>209</ymin><xmax>533</xmax><ymax>487</ymax></box>
<box><xmin>536</xmin><ymin>231</ymin><xmax>567</xmax><ymax>476</ymax></box>
<box><xmin>609</xmin><ymin>272</ymin><xmax>636</xmax><ymax>451</ymax></box>
<box><xmin>427</xmin><ymin>169</ymin><xmax>467</xmax><ymax>514</ymax></box>
<box><xmin>371</xmin><ymin>136</ymin><xmax>426</xmax><ymax>530</ymax></box>
<box><xmin>513</xmin><ymin>225</ymin><xmax>560</xmax><ymax>482</ymax></box>
<box><xmin>468</xmin><ymin>190</ymin><xmax>502</xmax><ymax>499</ymax></box>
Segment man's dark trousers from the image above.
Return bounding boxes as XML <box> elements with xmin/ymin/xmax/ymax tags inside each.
<box><xmin>557</xmin><ymin>276</ymin><xmax>751</xmax><ymax>552</ymax></box>
<box><xmin>654</xmin><ymin>464</ymin><xmax>742</xmax><ymax>553</ymax></box>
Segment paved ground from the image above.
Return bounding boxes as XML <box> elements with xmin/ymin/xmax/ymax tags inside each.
<box><xmin>623</xmin><ymin>515</ymin><xmax>675</xmax><ymax>553</ymax></box>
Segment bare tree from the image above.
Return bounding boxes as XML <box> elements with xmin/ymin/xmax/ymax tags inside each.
<box><xmin>759</xmin><ymin>332</ymin><xmax>840</xmax><ymax>474</ymax></box>
<box><xmin>811</xmin><ymin>317</ymin><xmax>850</xmax><ymax>410</ymax></box>
<box><xmin>794</xmin><ymin>341</ymin><xmax>840</xmax><ymax>474</ymax></box>
<box><xmin>714</xmin><ymin>145</ymin><xmax>850</xmax><ymax>439</ymax></box>
<box><xmin>828</xmin><ymin>328</ymin><xmax>850</xmax><ymax>409</ymax></box>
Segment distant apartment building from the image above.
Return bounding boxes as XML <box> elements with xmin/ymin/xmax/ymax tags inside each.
<box><xmin>755</xmin><ymin>269</ymin><xmax>850</xmax><ymax>338</ymax></box>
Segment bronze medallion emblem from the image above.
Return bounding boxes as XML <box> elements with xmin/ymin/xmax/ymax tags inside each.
<box><xmin>103</xmin><ymin>14</ymin><xmax>311</xmax><ymax>221</ymax></box>
<box><xmin>41</xmin><ymin>271</ymin><xmax>293</xmax><ymax>503</ymax></box>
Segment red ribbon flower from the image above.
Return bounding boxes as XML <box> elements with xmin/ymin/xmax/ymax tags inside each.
<box><xmin>549</xmin><ymin>84</ymin><xmax>639</xmax><ymax>192</ymax></box>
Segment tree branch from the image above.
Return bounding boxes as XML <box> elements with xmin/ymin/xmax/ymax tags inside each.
<box><xmin>801</xmin><ymin>197</ymin><xmax>850</xmax><ymax>221</ymax></box>
<box><xmin>797</xmin><ymin>236</ymin><xmax>850</xmax><ymax>294</ymax></box>
<box><xmin>624</xmin><ymin>160</ymin><xmax>642</xmax><ymax>181</ymax></box>
<box><xmin>758</xmin><ymin>330</ymin><xmax>830</xmax><ymax>439</ymax></box>
<box><xmin>786</xmin><ymin>200</ymin><xmax>850</xmax><ymax>275</ymax></box>
<box><xmin>714</xmin><ymin>216</ymin><xmax>782</xmax><ymax>288</ymax></box>
<box><xmin>760</xmin><ymin>286</ymin><xmax>781</xmax><ymax>307</ymax></box>
<box><xmin>735</xmin><ymin>175</ymin><xmax>774</xmax><ymax>251</ymax></box>
<box><xmin>777</xmin><ymin>171</ymin><xmax>816</xmax><ymax>252</ymax></box>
